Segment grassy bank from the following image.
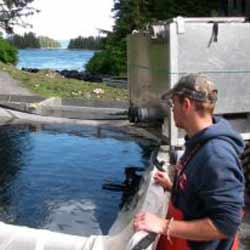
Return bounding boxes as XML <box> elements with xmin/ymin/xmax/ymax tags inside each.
<box><xmin>0</xmin><ymin>62</ymin><xmax>128</xmax><ymax>102</ymax></box>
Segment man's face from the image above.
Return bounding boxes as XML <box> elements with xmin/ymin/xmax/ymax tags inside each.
<box><xmin>171</xmin><ymin>95</ymin><xmax>185</xmax><ymax>129</ymax></box>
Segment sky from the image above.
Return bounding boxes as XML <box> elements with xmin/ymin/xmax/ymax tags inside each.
<box><xmin>15</xmin><ymin>0</ymin><xmax>115</xmax><ymax>41</ymax></box>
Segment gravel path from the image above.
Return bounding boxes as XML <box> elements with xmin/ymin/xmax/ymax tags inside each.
<box><xmin>0</xmin><ymin>70</ymin><xmax>34</xmax><ymax>95</ymax></box>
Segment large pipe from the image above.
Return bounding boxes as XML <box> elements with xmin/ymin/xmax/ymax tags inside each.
<box><xmin>128</xmin><ymin>105</ymin><xmax>166</xmax><ymax>123</ymax></box>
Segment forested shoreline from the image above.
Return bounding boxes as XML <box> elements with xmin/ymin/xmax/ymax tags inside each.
<box><xmin>7</xmin><ymin>33</ymin><xmax>61</xmax><ymax>49</ymax></box>
<box><xmin>8</xmin><ymin>33</ymin><xmax>106</xmax><ymax>50</ymax></box>
<box><xmin>68</xmin><ymin>36</ymin><xmax>105</xmax><ymax>50</ymax></box>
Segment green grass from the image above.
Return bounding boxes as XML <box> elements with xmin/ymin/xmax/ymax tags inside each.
<box><xmin>0</xmin><ymin>62</ymin><xmax>128</xmax><ymax>102</ymax></box>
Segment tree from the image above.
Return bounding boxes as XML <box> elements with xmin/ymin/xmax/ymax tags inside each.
<box><xmin>86</xmin><ymin>0</ymin><xmax>220</xmax><ymax>76</ymax></box>
<box><xmin>8</xmin><ymin>32</ymin><xmax>61</xmax><ymax>48</ymax></box>
<box><xmin>0</xmin><ymin>37</ymin><xmax>17</xmax><ymax>64</ymax></box>
<box><xmin>8</xmin><ymin>32</ymin><xmax>39</xmax><ymax>48</ymax></box>
<box><xmin>0</xmin><ymin>0</ymin><xmax>38</xmax><ymax>33</ymax></box>
<box><xmin>68</xmin><ymin>36</ymin><xmax>105</xmax><ymax>50</ymax></box>
<box><xmin>38</xmin><ymin>36</ymin><xmax>61</xmax><ymax>48</ymax></box>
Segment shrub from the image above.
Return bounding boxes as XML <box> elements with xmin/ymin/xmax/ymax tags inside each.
<box><xmin>0</xmin><ymin>38</ymin><xmax>18</xmax><ymax>64</ymax></box>
<box><xmin>85</xmin><ymin>45</ymin><xmax>127</xmax><ymax>76</ymax></box>
<box><xmin>85</xmin><ymin>49</ymin><xmax>118</xmax><ymax>75</ymax></box>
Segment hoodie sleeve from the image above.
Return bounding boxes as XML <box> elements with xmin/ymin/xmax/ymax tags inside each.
<box><xmin>198</xmin><ymin>140</ymin><xmax>245</xmax><ymax>237</ymax></box>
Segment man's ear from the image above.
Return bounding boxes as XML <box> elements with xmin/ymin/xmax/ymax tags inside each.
<box><xmin>183</xmin><ymin>97</ymin><xmax>192</xmax><ymax>112</ymax></box>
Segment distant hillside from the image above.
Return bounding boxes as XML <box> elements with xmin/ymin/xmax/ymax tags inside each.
<box><xmin>38</xmin><ymin>36</ymin><xmax>61</xmax><ymax>48</ymax></box>
<box><xmin>68</xmin><ymin>36</ymin><xmax>105</xmax><ymax>50</ymax></box>
<box><xmin>8</xmin><ymin>33</ymin><xmax>61</xmax><ymax>49</ymax></box>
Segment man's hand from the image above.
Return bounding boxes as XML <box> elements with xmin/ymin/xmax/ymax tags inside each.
<box><xmin>133</xmin><ymin>211</ymin><xmax>167</xmax><ymax>234</ymax></box>
<box><xmin>154</xmin><ymin>171</ymin><xmax>173</xmax><ymax>191</ymax></box>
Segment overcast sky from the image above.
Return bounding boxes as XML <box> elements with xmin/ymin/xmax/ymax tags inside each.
<box><xmin>15</xmin><ymin>0</ymin><xmax>115</xmax><ymax>40</ymax></box>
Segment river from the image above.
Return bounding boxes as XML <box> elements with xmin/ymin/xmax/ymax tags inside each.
<box><xmin>17</xmin><ymin>48</ymin><xmax>95</xmax><ymax>71</ymax></box>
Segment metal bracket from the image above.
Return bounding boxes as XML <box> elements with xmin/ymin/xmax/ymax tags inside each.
<box><xmin>175</xmin><ymin>16</ymin><xmax>185</xmax><ymax>34</ymax></box>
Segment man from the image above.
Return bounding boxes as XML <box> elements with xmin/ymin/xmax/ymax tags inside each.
<box><xmin>133</xmin><ymin>74</ymin><xmax>245</xmax><ymax>250</ymax></box>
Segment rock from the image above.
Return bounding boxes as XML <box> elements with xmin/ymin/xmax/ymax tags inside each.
<box><xmin>59</xmin><ymin>70</ymin><xmax>80</xmax><ymax>79</ymax></box>
<box><xmin>21</xmin><ymin>68</ymin><xmax>103</xmax><ymax>83</ymax></box>
<box><xmin>58</xmin><ymin>70</ymin><xmax>103</xmax><ymax>83</ymax></box>
<box><xmin>21</xmin><ymin>67</ymin><xmax>40</xmax><ymax>73</ymax></box>
<box><xmin>93</xmin><ymin>88</ymin><xmax>104</xmax><ymax>95</ymax></box>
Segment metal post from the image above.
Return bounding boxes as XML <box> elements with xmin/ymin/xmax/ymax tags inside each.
<box><xmin>168</xmin><ymin>22</ymin><xmax>179</xmax><ymax>148</ymax></box>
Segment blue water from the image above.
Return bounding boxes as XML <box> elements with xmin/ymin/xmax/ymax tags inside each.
<box><xmin>0</xmin><ymin>124</ymin><xmax>152</xmax><ymax>236</ymax></box>
<box><xmin>17</xmin><ymin>49</ymin><xmax>95</xmax><ymax>71</ymax></box>
<box><xmin>59</xmin><ymin>40</ymin><xmax>69</xmax><ymax>49</ymax></box>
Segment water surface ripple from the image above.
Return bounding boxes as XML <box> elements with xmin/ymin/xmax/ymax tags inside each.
<box><xmin>0</xmin><ymin>124</ymin><xmax>152</xmax><ymax>236</ymax></box>
<box><xmin>17</xmin><ymin>49</ymin><xmax>95</xmax><ymax>71</ymax></box>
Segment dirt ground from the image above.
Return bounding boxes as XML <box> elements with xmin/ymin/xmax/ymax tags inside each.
<box><xmin>0</xmin><ymin>70</ymin><xmax>33</xmax><ymax>95</ymax></box>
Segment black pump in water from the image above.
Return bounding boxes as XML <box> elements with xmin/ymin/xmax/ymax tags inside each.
<box><xmin>102</xmin><ymin>166</ymin><xmax>145</xmax><ymax>208</ymax></box>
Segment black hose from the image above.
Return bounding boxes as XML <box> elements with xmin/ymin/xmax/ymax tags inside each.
<box><xmin>131</xmin><ymin>233</ymin><xmax>157</xmax><ymax>250</ymax></box>
<box><xmin>151</xmin><ymin>149</ymin><xmax>165</xmax><ymax>172</ymax></box>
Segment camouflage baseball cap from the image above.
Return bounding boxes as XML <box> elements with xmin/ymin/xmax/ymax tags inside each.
<box><xmin>162</xmin><ymin>73</ymin><xmax>218</xmax><ymax>103</ymax></box>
